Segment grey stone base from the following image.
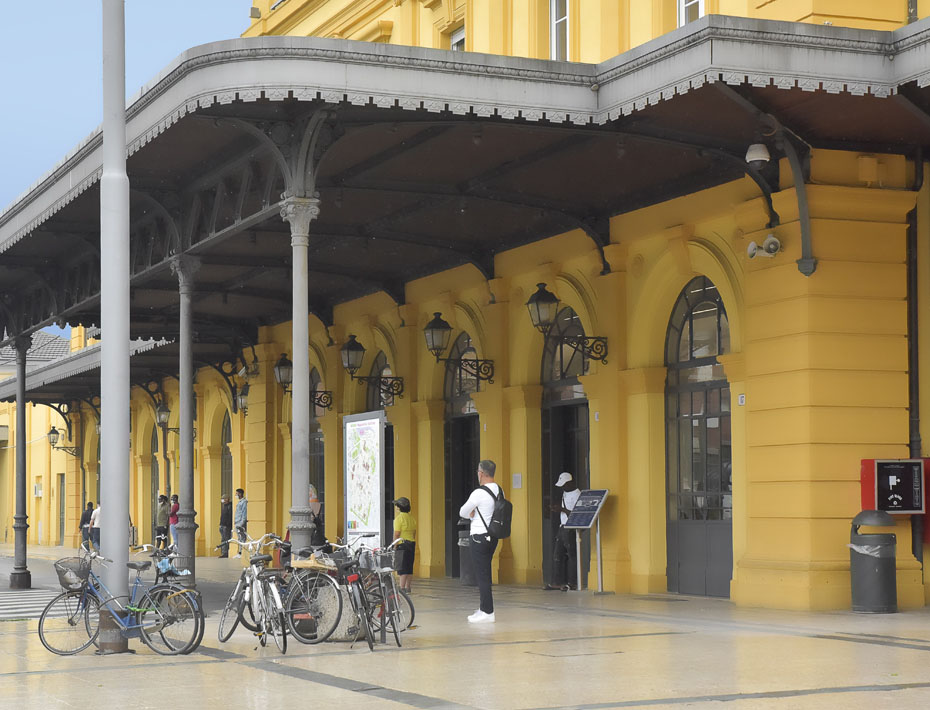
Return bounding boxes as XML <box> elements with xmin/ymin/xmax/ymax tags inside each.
<box><xmin>9</xmin><ymin>570</ymin><xmax>31</xmax><ymax>589</ymax></box>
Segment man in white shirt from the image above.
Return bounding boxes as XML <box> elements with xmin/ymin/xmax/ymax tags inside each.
<box><xmin>459</xmin><ymin>459</ymin><xmax>500</xmax><ymax>624</ymax></box>
<box><xmin>89</xmin><ymin>505</ymin><xmax>101</xmax><ymax>552</ymax></box>
<box><xmin>546</xmin><ymin>472</ymin><xmax>581</xmax><ymax>591</ymax></box>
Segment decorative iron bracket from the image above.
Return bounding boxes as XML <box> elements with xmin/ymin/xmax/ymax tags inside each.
<box><xmin>352</xmin><ymin>376</ymin><xmax>405</xmax><ymax>400</ymax></box>
<box><xmin>553</xmin><ymin>334</ymin><xmax>608</xmax><ymax>365</ymax></box>
<box><xmin>437</xmin><ymin>357</ymin><xmax>495</xmax><ymax>384</ymax></box>
<box><xmin>33</xmin><ymin>401</ymin><xmax>74</xmax><ymax>442</ymax></box>
<box><xmin>312</xmin><ymin>390</ymin><xmax>335</xmax><ymax>410</ymax></box>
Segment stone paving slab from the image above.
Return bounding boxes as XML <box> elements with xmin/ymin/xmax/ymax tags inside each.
<box><xmin>0</xmin><ymin>545</ymin><xmax>929</xmax><ymax>709</ymax></box>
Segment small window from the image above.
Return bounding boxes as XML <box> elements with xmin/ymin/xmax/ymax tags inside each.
<box><xmin>450</xmin><ymin>26</ymin><xmax>465</xmax><ymax>52</ymax></box>
<box><xmin>550</xmin><ymin>0</ymin><xmax>569</xmax><ymax>61</ymax></box>
<box><xmin>679</xmin><ymin>0</ymin><xmax>704</xmax><ymax>26</ymax></box>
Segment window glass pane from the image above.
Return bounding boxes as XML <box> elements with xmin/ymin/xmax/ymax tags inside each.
<box><xmin>691</xmin><ymin>418</ymin><xmax>705</xmax><ymax>494</ymax></box>
<box><xmin>678</xmin><ymin>494</ymin><xmax>691</xmax><ymax>520</ymax></box>
<box><xmin>685</xmin><ymin>4</ymin><xmax>700</xmax><ymax>23</ymax></box>
<box><xmin>667</xmin><ymin>393</ymin><xmax>678</xmax><ymax>419</ymax></box>
<box><xmin>707</xmin><ymin>388</ymin><xmax>720</xmax><ymax>415</ymax></box>
<box><xmin>679</xmin><ymin>420</ymin><xmax>691</xmax><ymax>492</ymax></box>
<box><xmin>666</xmin><ymin>420</ymin><xmax>679</xmax><ymax>495</ymax></box>
<box><xmin>555</xmin><ymin>24</ymin><xmax>567</xmax><ymax>61</ymax></box>
<box><xmin>678</xmin><ymin>319</ymin><xmax>691</xmax><ymax>362</ymax></box>
<box><xmin>706</xmin><ymin>416</ymin><xmax>720</xmax><ymax>493</ymax></box>
<box><xmin>720</xmin><ymin>311</ymin><xmax>730</xmax><ymax>354</ymax></box>
<box><xmin>721</xmin><ymin>386</ymin><xmax>731</xmax><ymax>412</ymax></box>
<box><xmin>691</xmin><ymin>302</ymin><xmax>718</xmax><ymax>358</ymax></box>
<box><xmin>679</xmin><ymin>363</ymin><xmax>725</xmax><ymax>384</ymax></box>
<box><xmin>691</xmin><ymin>390</ymin><xmax>705</xmax><ymax>417</ymax></box>
<box><xmin>555</xmin><ymin>0</ymin><xmax>567</xmax><ymax>18</ymax></box>
<box><xmin>679</xmin><ymin>391</ymin><xmax>691</xmax><ymax>417</ymax></box>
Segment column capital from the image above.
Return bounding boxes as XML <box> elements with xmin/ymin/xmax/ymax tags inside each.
<box><xmin>504</xmin><ymin>384</ymin><xmax>542</xmax><ymax>409</ymax></box>
<box><xmin>412</xmin><ymin>399</ymin><xmax>445</xmax><ymax>421</ymax></box>
<box><xmin>169</xmin><ymin>255</ymin><xmax>201</xmax><ymax>290</ymax></box>
<box><xmin>13</xmin><ymin>334</ymin><xmax>32</xmax><ymax>359</ymax></box>
<box><xmin>280</xmin><ymin>196</ymin><xmax>321</xmax><ymax>239</ymax></box>
<box><xmin>717</xmin><ymin>353</ymin><xmax>746</xmax><ymax>383</ymax></box>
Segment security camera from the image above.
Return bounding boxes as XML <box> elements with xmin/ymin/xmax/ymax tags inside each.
<box><xmin>762</xmin><ymin>234</ymin><xmax>781</xmax><ymax>254</ymax></box>
<box><xmin>747</xmin><ymin>234</ymin><xmax>781</xmax><ymax>260</ymax></box>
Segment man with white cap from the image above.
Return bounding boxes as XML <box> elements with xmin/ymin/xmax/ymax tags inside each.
<box><xmin>545</xmin><ymin>472</ymin><xmax>581</xmax><ymax>591</ymax></box>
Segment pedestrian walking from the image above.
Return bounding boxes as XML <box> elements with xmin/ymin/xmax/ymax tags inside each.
<box><xmin>155</xmin><ymin>495</ymin><xmax>170</xmax><ymax>549</ymax></box>
<box><xmin>459</xmin><ymin>459</ymin><xmax>500</xmax><ymax>624</ymax></box>
<box><xmin>545</xmin><ymin>472</ymin><xmax>581</xmax><ymax>591</ymax></box>
<box><xmin>168</xmin><ymin>494</ymin><xmax>179</xmax><ymax>548</ymax></box>
<box><xmin>78</xmin><ymin>502</ymin><xmax>94</xmax><ymax>550</ymax></box>
<box><xmin>219</xmin><ymin>493</ymin><xmax>232</xmax><ymax>558</ymax></box>
<box><xmin>234</xmin><ymin>488</ymin><xmax>248</xmax><ymax>557</ymax></box>
<box><xmin>89</xmin><ymin>504</ymin><xmax>101</xmax><ymax>552</ymax></box>
<box><xmin>392</xmin><ymin>497</ymin><xmax>417</xmax><ymax>592</ymax></box>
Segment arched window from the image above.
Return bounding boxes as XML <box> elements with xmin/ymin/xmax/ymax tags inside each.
<box><xmin>221</xmin><ymin>411</ymin><xmax>232</xmax><ymax>499</ymax></box>
<box><xmin>309</xmin><ymin>367</ymin><xmax>325</xmax><ymax>506</ymax></box>
<box><xmin>541</xmin><ymin>306</ymin><xmax>587</xmax><ymax>403</ymax></box>
<box><xmin>366</xmin><ymin>351</ymin><xmax>396</xmax><ymax>410</ymax></box>
<box><xmin>665</xmin><ymin>276</ymin><xmax>732</xmax><ymax>522</ymax></box>
<box><xmin>445</xmin><ymin>332</ymin><xmax>479</xmax><ymax>416</ymax></box>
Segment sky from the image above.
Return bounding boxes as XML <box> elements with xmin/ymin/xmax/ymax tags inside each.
<box><xmin>0</xmin><ymin>0</ymin><xmax>253</xmax><ymax>211</ymax></box>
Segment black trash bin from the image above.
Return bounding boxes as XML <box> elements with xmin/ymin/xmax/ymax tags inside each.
<box><xmin>458</xmin><ymin>519</ymin><xmax>476</xmax><ymax>586</ymax></box>
<box><xmin>849</xmin><ymin>510</ymin><xmax>897</xmax><ymax>613</ymax></box>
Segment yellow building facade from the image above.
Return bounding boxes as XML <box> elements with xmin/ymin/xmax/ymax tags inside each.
<box><xmin>3</xmin><ymin>0</ymin><xmax>930</xmax><ymax>611</ymax></box>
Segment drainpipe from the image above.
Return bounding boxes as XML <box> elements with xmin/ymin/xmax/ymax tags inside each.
<box><xmin>907</xmin><ymin>151</ymin><xmax>924</xmax><ymax>566</ymax></box>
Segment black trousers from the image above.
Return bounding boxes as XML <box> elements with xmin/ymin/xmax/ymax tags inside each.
<box><xmin>471</xmin><ymin>534</ymin><xmax>498</xmax><ymax>614</ymax></box>
<box><xmin>552</xmin><ymin>526</ymin><xmax>577</xmax><ymax>587</ymax></box>
<box><xmin>218</xmin><ymin>525</ymin><xmax>231</xmax><ymax>557</ymax></box>
<box><xmin>155</xmin><ymin>526</ymin><xmax>168</xmax><ymax>549</ymax></box>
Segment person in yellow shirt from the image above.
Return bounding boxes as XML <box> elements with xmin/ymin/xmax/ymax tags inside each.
<box><xmin>392</xmin><ymin>497</ymin><xmax>417</xmax><ymax>592</ymax></box>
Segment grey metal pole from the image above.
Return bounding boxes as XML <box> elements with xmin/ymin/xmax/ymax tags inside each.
<box><xmin>10</xmin><ymin>336</ymin><xmax>32</xmax><ymax>589</ymax></box>
<box><xmin>172</xmin><ymin>256</ymin><xmax>200</xmax><ymax>582</ymax></box>
<box><xmin>281</xmin><ymin>197</ymin><xmax>320</xmax><ymax>550</ymax></box>
<box><xmin>596</xmin><ymin>517</ymin><xmax>604</xmax><ymax>593</ymax></box>
<box><xmin>99</xmin><ymin>0</ymin><xmax>130</xmax><ymax>652</ymax></box>
<box><xmin>575</xmin><ymin>530</ymin><xmax>582</xmax><ymax>593</ymax></box>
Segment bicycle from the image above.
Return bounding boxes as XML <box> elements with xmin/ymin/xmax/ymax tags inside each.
<box><xmin>132</xmin><ymin>544</ymin><xmax>205</xmax><ymax>651</ymax></box>
<box><xmin>360</xmin><ymin>539</ymin><xmax>415</xmax><ymax>645</ymax></box>
<box><xmin>216</xmin><ymin>532</ymin><xmax>288</xmax><ymax>653</ymax></box>
<box><xmin>39</xmin><ymin>549</ymin><xmax>200</xmax><ymax>656</ymax></box>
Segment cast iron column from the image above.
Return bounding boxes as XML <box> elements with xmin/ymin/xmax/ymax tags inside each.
<box><xmin>99</xmin><ymin>0</ymin><xmax>130</xmax><ymax>653</ymax></box>
<box><xmin>10</xmin><ymin>336</ymin><xmax>32</xmax><ymax>589</ymax></box>
<box><xmin>281</xmin><ymin>197</ymin><xmax>320</xmax><ymax>551</ymax></box>
<box><xmin>171</xmin><ymin>255</ymin><xmax>201</xmax><ymax>583</ymax></box>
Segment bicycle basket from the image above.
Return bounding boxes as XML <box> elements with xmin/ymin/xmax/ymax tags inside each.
<box><xmin>359</xmin><ymin>549</ymin><xmax>395</xmax><ymax>572</ymax></box>
<box><xmin>375</xmin><ymin>550</ymin><xmax>396</xmax><ymax>571</ymax></box>
<box><xmin>54</xmin><ymin>557</ymin><xmax>91</xmax><ymax>591</ymax></box>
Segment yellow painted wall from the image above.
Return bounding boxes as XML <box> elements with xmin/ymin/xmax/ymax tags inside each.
<box><xmin>245</xmin><ymin>0</ymin><xmax>929</xmax><ymax>60</ymax></box>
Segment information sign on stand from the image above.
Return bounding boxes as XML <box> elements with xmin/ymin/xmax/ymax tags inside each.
<box><xmin>343</xmin><ymin>411</ymin><xmax>386</xmax><ymax>549</ymax></box>
<box><xmin>874</xmin><ymin>459</ymin><xmax>925</xmax><ymax>514</ymax></box>
<box><xmin>563</xmin><ymin>489</ymin><xmax>609</xmax><ymax>594</ymax></box>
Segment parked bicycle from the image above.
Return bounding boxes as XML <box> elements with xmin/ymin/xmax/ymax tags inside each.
<box><xmin>216</xmin><ymin>532</ymin><xmax>289</xmax><ymax>653</ymax></box>
<box><xmin>38</xmin><ymin>548</ymin><xmax>201</xmax><ymax>656</ymax></box>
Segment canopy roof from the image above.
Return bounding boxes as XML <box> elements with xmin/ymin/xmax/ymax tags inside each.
<box><xmin>3</xmin><ymin>15</ymin><xmax>930</xmax><ymax>401</ymax></box>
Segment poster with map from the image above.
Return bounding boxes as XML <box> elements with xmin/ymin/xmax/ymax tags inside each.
<box><xmin>343</xmin><ymin>411</ymin><xmax>385</xmax><ymax>546</ymax></box>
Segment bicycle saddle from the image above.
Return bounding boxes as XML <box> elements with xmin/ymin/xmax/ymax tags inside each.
<box><xmin>126</xmin><ymin>561</ymin><xmax>152</xmax><ymax>571</ymax></box>
<box><xmin>249</xmin><ymin>553</ymin><xmax>273</xmax><ymax>565</ymax></box>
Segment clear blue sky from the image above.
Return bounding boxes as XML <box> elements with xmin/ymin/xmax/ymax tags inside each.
<box><xmin>0</xmin><ymin>1</ymin><xmax>252</xmax><ymax>210</ymax></box>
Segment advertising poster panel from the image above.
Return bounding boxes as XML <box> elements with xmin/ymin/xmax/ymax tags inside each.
<box><xmin>343</xmin><ymin>411</ymin><xmax>385</xmax><ymax>547</ymax></box>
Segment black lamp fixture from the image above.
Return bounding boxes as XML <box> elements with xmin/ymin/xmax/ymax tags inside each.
<box><xmin>525</xmin><ymin>282</ymin><xmax>609</xmax><ymax>364</ymax></box>
<box><xmin>339</xmin><ymin>335</ymin><xmax>405</xmax><ymax>399</ymax></box>
<box><xmin>274</xmin><ymin>352</ymin><xmax>334</xmax><ymax>410</ymax></box>
<box><xmin>47</xmin><ymin>426</ymin><xmax>81</xmax><ymax>458</ymax></box>
<box><xmin>236</xmin><ymin>382</ymin><xmax>250</xmax><ymax>415</ymax></box>
<box><xmin>423</xmin><ymin>312</ymin><xmax>494</xmax><ymax>383</ymax></box>
<box><xmin>155</xmin><ymin>400</ymin><xmax>196</xmax><ymax>439</ymax></box>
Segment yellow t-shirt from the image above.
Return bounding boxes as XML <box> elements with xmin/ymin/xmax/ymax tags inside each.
<box><xmin>393</xmin><ymin>511</ymin><xmax>417</xmax><ymax>542</ymax></box>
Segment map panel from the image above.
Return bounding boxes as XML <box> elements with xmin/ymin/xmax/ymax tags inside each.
<box><xmin>344</xmin><ymin>412</ymin><xmax>384</xmax><ymax>545</ymax></box>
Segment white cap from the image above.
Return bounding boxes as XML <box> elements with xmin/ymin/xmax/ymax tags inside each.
<box><xmin>555</xmin><ymin>472</ymin><xmax>573</xmax><ymax>487</ymax></box>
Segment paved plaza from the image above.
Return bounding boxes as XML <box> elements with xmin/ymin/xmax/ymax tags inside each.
<box><xmin>0</xmin><ymin>545</ymin><xmax>929</xmax><ymax>709</ymax></box>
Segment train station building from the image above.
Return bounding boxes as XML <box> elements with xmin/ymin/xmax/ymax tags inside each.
<box><xmin>3</xmin><ymin>1</ymin><xmax>930</xmax><ymax>610</ymax></box>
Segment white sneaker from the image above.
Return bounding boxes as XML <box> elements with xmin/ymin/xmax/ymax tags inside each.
<box><xmin>467</xmin><ymin>610</ymin><xmax>483</xmax><ymax>622</ymax></box>
<box><xmin>468</xmin><ymin>611</ymin><xmax>495</xmax><ymax>624</ymax></box>
<box><xmin>232</xmin><ymin>553</ymin><xmax>241</xmax><ymax>559</ymax></box>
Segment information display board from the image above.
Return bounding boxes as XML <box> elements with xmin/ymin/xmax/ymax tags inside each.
<box><xmin>874</xmin><ymin>459</ymin><xmax>925</xmax><ymax>514</ymax></box>
<box><xmin>343</xmin><ymin>411</ymin><xmax>386</xmax><ymax>547</ymax></box>
<box><xmin>563</xmin><ymin>489</ymin><xmax>609</xmax><ymax>529</ymax></box>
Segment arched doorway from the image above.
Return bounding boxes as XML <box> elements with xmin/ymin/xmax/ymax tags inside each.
<box><xmin>366</xmin><ymin>351</ymin><xmax>395</xmax><ymax>545</ymax></box>
<box><xmin>443</xmin><ymin>332</ymin><xmax>481</xmax><ymax>576</ymax></box>
<box><xmin>665</xmin><ymin>275</ymin><xmax>732</xmax><ymax>597</ymax></box>
<box><xmin>541</xmin><ymin>306</ymin><xmax>590</xmax><ymax>588</ymax></box>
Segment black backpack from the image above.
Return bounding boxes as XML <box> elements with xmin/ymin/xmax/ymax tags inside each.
<box><xmin>476</xmin><ymin>485</ymin><xmax>513</xmax><ymax>539</ymax></box>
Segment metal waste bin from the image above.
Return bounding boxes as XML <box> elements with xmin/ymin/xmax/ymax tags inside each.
<box><xmin>458</xmin><ymin>519</ymin><xmax>476</xmax><ymax>586</ymax></box>
<box><xmin>849</xmin><ymin>510</ymin><xmax>897</xmax><ymax>613</ymax></box>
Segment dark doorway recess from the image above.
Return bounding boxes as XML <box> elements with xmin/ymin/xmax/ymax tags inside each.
<box><xmin>665</xmin><ymin>276</ymin><xmax>733</xmax><ymax>598</ymax></box>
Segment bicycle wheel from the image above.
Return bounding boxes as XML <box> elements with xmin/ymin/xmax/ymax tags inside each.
<box><xmin>350</xmin><ymin>582</ymin><xmax>374</xmax><ymax>651</ymax></box>
<box><xmin>251</xmin><ymin>581</ymin><xmax>267</xmax><ymax>646</ymax></box>
<box><xmin>138</xmin><ymin>587</ymin><xmax>199</xmax><ymax>655</ymax></box>
<box><xmin>285</xmin><ymin>571</ymin><xmax>342</xmax><ymax>644</ymax></box>
<box><xmin>239</xmin><ymin>585</ymin><xmax>260</xmax><ymax>633</ymax></box>
<box><xmin>395</xmin><ymin>588</ymin><xmax>415</xmax><ymax>630</ymax></box>
<box><xmin>218</xmin><ymin>579</ymin><xmax>245</xmax><ymax>642</ymax></box>
<box><xmin>148</xmin><ymin>585</ymin><xmax>204</xmax><ymax>655</ymax></box>
<box><xmin>265</xmin><ymin>584</ymin><xmax>287</xmax><ymax>654</ymax></box>
<box><xmin>38</xmin><ymin>590</ymin><xmax>100</xmax><ymax>655</ymax></box>
<box><xmin>381</xmin><ymin>578</ymin><xmax>402</xmax><ymax>648</ymax></box>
